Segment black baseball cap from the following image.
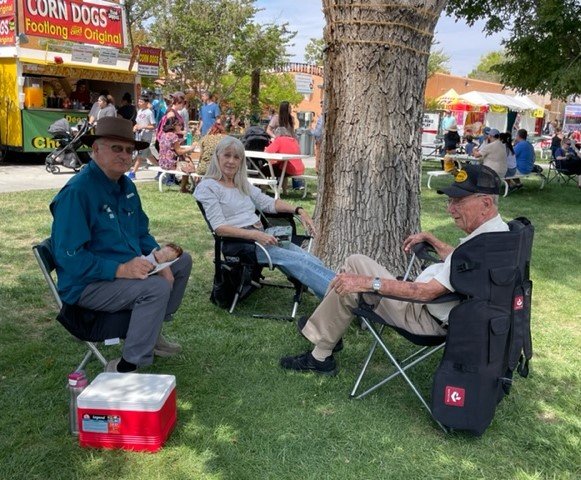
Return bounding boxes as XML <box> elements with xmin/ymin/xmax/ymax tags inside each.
<box><xmin>437</xmin><ymin>164</ymin><xmax>501</xmax><ymax>198</ymax></box>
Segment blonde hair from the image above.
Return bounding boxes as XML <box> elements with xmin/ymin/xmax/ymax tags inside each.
<box><xmin>204</xmin><ymin>136</ymin><xmax>251</xmax><ymax>196</ymax></box>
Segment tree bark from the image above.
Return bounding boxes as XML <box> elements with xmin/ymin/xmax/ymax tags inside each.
<box><xmin>250</xmin><ymin>68</ymin><xmax>261</xmax><ymax>119</ymax></box>
<box><xmin>316</xmin><ymin>0</ymin><xmax>446</xmax><ymax>273</ymax></box>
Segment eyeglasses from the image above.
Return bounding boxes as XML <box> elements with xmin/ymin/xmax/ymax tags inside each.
<box><xmin>446</xmin><ymin>194</ymin><xmax>487</xmax><ymax>207</ymax></box>
<box><xmin>102</xmin><ymin>144</ymin><xmax>135</xmax><ymax>154</ymax></box>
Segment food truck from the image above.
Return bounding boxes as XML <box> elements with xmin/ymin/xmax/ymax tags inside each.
<box><xmin>0</xmin><ymin>0</ymin><xmax>141</xmax><ymax>156</ymax></box>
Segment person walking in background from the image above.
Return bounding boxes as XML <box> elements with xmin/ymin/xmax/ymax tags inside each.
<box><xmin>267</xmin><ymin>101</ymin><xmax>296</xmax><ymax>139</ymax></box>
<box><xmin>127</xmin><ymin>94</ymin><xmax>157</xmax><ymax>181</ymax></box>
<box><xmin>199</xmin><ymin>91</ymin><xmax>221</xmax><ymax>136</ymax></box>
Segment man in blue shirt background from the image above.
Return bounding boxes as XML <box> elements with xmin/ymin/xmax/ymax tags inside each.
<box><xmin>50</xmin><ymin>117</ymin><xmax>192</xmax><ymax>373</ymax></box>
<box><xmin>199</xmin><ymin>90</ymin><xmax>221</xmax><ymax>136</ymax></box>
<box><xmin>514</xmin><ymin>129</ymin><xmax>536</xmax><ymax>174</ymax></box>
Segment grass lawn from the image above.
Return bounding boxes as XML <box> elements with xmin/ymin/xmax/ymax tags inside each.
<box><xmin>0</xmin><ymin>170</ymin><xmax>579</xmax><ymax>480</ymax></box>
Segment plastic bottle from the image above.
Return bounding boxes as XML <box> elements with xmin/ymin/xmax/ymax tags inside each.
<box><xmin>186</xmin><ymin>131</ymin><xmax>193</xmax><ymax>146</ymax></box>
<box><xmin>68</xmin><ymin>371</ymin><xmax>88</xmax><ymax>435</ymax></box>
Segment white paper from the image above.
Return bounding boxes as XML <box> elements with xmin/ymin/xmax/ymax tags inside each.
<box><xmin>148</xmin><ymin>257</ymin><xmax>179</xmax><ymax>276</ymax></box>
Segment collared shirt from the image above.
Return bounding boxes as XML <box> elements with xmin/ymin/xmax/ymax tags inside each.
<box><xmin>50</xmin><ymin>161</ymin><xmax>159</xmax><ymax>303</ymax></box>
<box><xmin>415</xmin><ymin>214</ymin><xmax>509</xmax><ymax>323</ymax></box>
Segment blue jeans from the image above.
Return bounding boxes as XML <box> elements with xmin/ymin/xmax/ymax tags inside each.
<box><xmin>505</xmin><ymin>167</ymin><xmax>517</xmax><ymax>177</ymax></box>
<box><xmin>255</xmin><ymin>243</ymin><xmax>335</xmax><ymax>299</ymax></box>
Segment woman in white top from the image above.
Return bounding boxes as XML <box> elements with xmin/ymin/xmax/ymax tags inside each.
<box><xmin>194</xmin><ymin>136</ymin><xmax>334</xmax><ymax>298</ymax></box>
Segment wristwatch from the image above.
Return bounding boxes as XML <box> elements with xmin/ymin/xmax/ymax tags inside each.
<box><xmin>372</xmin><ymin>277</ymin><xmax>382</xmax><ymax>293</ymax></box>
<box><xmin>294</xmin><ymin>206</ymin><xmax>304</xmax><ymax>215</ymax></box>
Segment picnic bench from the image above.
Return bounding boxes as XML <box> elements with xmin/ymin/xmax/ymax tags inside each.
<box><xmin>148</xmin><ymin>166</ymin><xmax>279</xmax><ymax>196</ymax></box>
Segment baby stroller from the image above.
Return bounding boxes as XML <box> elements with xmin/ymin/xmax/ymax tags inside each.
<box><xmin>240</xmin><ymin>125</ymin><xmax>271</xmax><ymax>174</ymax></box>
<box><xmin>45</xmin><ymin>119</ymin><xmax>92</xmax><ymax>174</ymax></box>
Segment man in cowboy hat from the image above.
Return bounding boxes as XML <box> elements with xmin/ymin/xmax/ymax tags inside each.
<box><xmin>50</xmin><ymin>117</ymin><xmax>192</xmax><ymax>373</ymax></box>
<box><xmin>280</xmin><ymin>165</ymin><xmax>508</xmax><ymax>375</ymax></box>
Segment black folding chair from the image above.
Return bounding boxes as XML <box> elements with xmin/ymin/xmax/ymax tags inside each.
<box><xmin>350</xmin><ymin>218</ymin><xmax>534</xmax><ymax>433</ymax></box>
<box><xmin>33</xmin><ymin>239</ymin><xmax>130</xmax><ymax>371</ymax></box>
<box><xmin>546</xmin><ymin>157</ymin><xmax>578</xmax><ymax>185</ymax></box>
<box><xmin>197</xmin><ymin>201</ymin><xmax>313</xmax><ymax>320</ymax></box>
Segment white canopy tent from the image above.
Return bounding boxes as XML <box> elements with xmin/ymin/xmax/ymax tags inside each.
<box><xmin>457</xmin><ymin>91</ymin><xmax>544</xmax><ymax>133</ymax></box>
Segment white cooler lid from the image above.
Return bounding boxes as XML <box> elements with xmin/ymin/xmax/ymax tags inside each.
<box><xmin>77</xmin><ymin>373</ymin><xmax>176</xmax><ymax>411</ymax></box>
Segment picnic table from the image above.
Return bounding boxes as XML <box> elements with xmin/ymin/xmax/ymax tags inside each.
<box><xmin>244</xmin><ymin>150</ymin><xmax>310</xmax><ymax>198</ymax></box>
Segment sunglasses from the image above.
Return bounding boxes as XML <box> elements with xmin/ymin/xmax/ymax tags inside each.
<box><xmin>102</xmin><ymin>144</ymin><xmax>135</xmax><ymax>154</ymax></box>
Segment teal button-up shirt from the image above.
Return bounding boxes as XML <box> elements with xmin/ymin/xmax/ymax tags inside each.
<box><xmin>50</xmin><ymin>161</ymin><xmax>159</xmax><ymax>303</ymax></box>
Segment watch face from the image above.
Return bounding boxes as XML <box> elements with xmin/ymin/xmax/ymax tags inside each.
<box><xmin>373</xmin><ymin>278</ymin><xmax>381</xmax><ymax>291</ymax></box>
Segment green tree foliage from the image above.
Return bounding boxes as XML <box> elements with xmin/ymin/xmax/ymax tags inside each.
<box><xmin>467</xmin><ymin>51</ymin><xmax>504</xmax><ymax>82</ymax></box>
<box><xmin>149</xmin><ymin>0</ymin><xmax>257</xmax><ymax>92</ymax></box>
<box><xmin>229</xmin><ymin>22</ymin><xmax>296</xmax><ymax>116</ymax></box>
<box><xmin>446</xmin><ymin>0</ymin><xmax>581</xmax><ymax>97</ymax></box>
<box><xmin>304</xmin><ymin>37</ymin><xmax>325</xmax><ymax>66</ymax></box>
<box><xmin>221</xmin><ymin>73</ymin><xmax>302</xmax><ymax>116</ymax></box>
<box><xmin>427</xmin><ymin>48</ymin><xmax>450</xmax><ymax>77</ymax></box>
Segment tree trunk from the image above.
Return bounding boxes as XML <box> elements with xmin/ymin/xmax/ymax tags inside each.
<box><xmin>316</xmin><ymin>0</ymin><xmax>446</xmax><ymax>273</ymax></box>
<box><xmin>250</xmin><ymin>68</ymin><xmax>261</xmax><ymax>119</ymax></box>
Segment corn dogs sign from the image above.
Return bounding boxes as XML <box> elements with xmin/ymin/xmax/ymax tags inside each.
<box><xmin>22</xmin><ymin>0</ymin><xmax>125</xmax><ymax>48</ymax></box>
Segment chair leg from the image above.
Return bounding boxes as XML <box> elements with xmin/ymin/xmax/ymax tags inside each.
<box><xmin>350</xmin><ymin>324</ymin><xmax>385</xmax><ymax>398</ymax></box>
<box><xmin>85</xmin><ymin>341</ymin><xmax>107</xmax><ymax>367</ymax></box>
<box><xmin>355</xmin><ymin>317</ymin><xmax>448</xmax><ymax>433</ymax></box>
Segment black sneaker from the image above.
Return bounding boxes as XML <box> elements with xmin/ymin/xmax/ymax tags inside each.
<box><xmin>280</xmin><ymin>351</ymin><xmax>338</xmax><ymax>376</ymax></box>
<box><xmin>296</xmin><ymin>316</ymin><xmax>344</xmax><ymax>353</ymax></box>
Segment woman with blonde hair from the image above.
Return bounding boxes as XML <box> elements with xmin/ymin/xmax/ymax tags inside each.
<box><xmin>194</xmin><ymin>136</ymin><xmax>334</xmax><ymax>299</ymax></box>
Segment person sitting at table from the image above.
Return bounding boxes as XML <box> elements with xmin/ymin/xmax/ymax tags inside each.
<box><xmin>264</xmin><ymin>127</ymin><xmax>305</xmax><ymax>195</ymax></box>
<box><xmin>158</xmin><ymin>116</ymin><xmax>196</xmax><ymax>189</ymax></box>
<box><xmin>463</xmin><ymin>135</ymin><xmax>477</xmax><ymax>156</ymax></box>
<box><xmin>473</xmin><ymin>128</ymin><xmax>507</xmax><ymax>179</ymax></box>
<box><xmin>194</xmin><ymin>136</ymin><xmax>335</xmax><ymax>299</ymax></box>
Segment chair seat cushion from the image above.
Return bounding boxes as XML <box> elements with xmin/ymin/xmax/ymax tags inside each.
<box><xmin>57</xmin><ymin>303</ymin><xmax>131</xmax><ymax>342</ymax></box>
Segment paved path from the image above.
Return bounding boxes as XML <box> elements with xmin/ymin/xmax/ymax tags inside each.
<box><xmin>0</xmin><ymin>156</ymin><xmax>316</xmax><ymax>193</ymax></box>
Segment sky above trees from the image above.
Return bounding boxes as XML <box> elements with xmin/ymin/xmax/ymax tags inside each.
<box><xmin>254</xmin><ymin>0</ymin><xmax>507</xmax><ymax>77</ymax></box>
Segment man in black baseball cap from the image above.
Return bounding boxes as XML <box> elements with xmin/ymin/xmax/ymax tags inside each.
<box><xmin>281</xmin><ymin>164</ymin><xmax>509</xmax><ymax>376</ymax></box>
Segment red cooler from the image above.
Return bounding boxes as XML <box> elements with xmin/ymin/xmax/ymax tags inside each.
<box><xmin>77</xmin><ymin>373</ymin><xmax>176</xmax><ymax>452</ymax></box>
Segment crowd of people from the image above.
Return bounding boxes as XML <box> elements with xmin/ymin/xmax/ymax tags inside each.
<box><xmin>438</xmin><ymin>112</ymin><xmax>581</xmax><ymax>191</ymax></box>
<box><xmin>46</xmin><ymin>99</ymin><xmax>577</xmax><ymax>375</ymax></box>
<box><xmin>49</xmin><ymin>113</ymin><xmax>509</xmax><ymax>376</ymax></box>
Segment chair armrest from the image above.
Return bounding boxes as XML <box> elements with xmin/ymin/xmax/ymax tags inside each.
<box><xmin>357</xmin><ymin>290</ymin><xmax>464</xmax><ymax>308</ymax></box>
<box><xmin>254</xmin><ymin>242</ymin><xmax>273</xmax><ymax>270</ymax></box>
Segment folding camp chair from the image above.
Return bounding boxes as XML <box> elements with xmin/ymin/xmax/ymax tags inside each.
<box><xmin>33</xmin><ymin>239</ymin><xmax>130</xmax><ymax>372</ymax></box>
<box><xmin>546</xmin><ymin>158</ymin><xmax>578</xmax><ymax>185</ymax></box>
<box><xmin>197</xmin><ymin>201</ymin><xmax>313</xmax><ymax>320</ymax></box>
<box><xmin>350</xmin><ymin>218</ymin><xmax>534</xmax><ymax>434</ymax></box>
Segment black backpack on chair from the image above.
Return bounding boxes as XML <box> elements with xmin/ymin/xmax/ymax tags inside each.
<box><xmin>431</xmin><ymin>217</ymin><xmax>534</xmax><ymax>435</ymax></box>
